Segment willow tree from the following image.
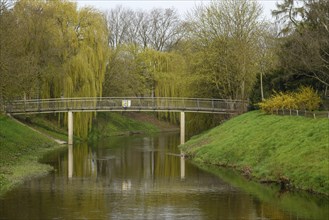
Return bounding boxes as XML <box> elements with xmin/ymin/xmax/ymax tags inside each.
<box><xmin>136</xmin><ymin>49</ymin><xmax>187</xmax><ymax>124</ymax></box>
<box><xmin>1</xmin><ymin>0</ymin><xmax>56</xmax><ymax>100</ymax></box>
<box><xmin>0</xmin><ymin>1</ymin><xmax>25</xmax><ymax>101</ymax></box>
<box><xmin>4</xmin><ymin>0</ymin><xmax>109</xmax><ymax>138</ymax></box>
<box><xmin>51</xmin><ymin>1</ymin><xmax>109</xmax><ymax>138</ymax></box>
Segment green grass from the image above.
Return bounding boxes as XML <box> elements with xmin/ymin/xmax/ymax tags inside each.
<box><xmin>90</xmin><ymin>112</ymin><xmax>161</xmax><ymax>138</ymax></box>
<box><xmin>0</xmin><ymin>114</ymin><xmax>62</xmax><ymax>195</ymax></box>
<box><xmin>16</xmin><ymin>115</ymin><xmax>69</xmax><ymax>141</ymax></box>
<box><xmin>180</xmin><ymin>111</ymin><xmax>329</xmax><ymax>195</ymax></box>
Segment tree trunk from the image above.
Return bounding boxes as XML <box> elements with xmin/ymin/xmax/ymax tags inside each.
<box><xmin>260</xmin><ymin>72</ymin><xmax>264</xmax><ymax>101</ymax></box>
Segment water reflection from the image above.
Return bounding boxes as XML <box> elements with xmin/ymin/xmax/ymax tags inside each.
<box><xmin>68</xmin><ymin>145</ymin><xmax>73</xmax><ymax>178</ymax></box>
<box><xmin>67</xmin><ymin>140</ymin><xmax>187</xmax><ymax>181</ymax></box>
<box><xmin>196</xmin><ymin>163</ymin><xmax>329</xmax><ymax>220</ymax></box>
<box><xmin>64</xmin><ymin>135</ymin><xmax>185</xmax><ymax>182</ymax></box>
<box><xmin>181</xmin><ymin>154</ymin><xmax>185</xmax><ymax>180</ymax></box>
<box><xmin>0</xmin><ymin>132</ymin><xmax>328</xmax><ymax>220</ymax></box>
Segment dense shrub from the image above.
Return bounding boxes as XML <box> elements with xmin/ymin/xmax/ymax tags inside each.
<box><xmin>295</xmin><ymin>86</ymin><xmax>321</xmax><ymax>111</ymax></box>
<box><xmin>259</xmin><ymin>86</ymin><xmax>321</xmax><ymax>113</ymax></box>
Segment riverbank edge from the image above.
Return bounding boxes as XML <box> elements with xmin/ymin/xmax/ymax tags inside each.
<box><xmin>180</xmin><ymin>111</ymin><xmax>329</xmax><ymax>196</ymax></box>
<box><xmin>0</xmin><ymin>112</ymin><xmax>178</xmax><ymax>195</ymax></box>
<box><xmin>0</xmin><ymin>114</ymin><xmax>66</xmax><ymax>196</ymax></box>
<box><xmin>89</xmin><ymin>112</ymin><xmax>179</xmax><ymax>139</ymax></box>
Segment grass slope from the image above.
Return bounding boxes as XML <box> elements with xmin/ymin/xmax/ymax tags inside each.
<box><xmin>0</xmin><ymin>114</ymin><xmax>62</xmax><ymax>195</ymax></box>
<box><xmin>90</xmin><ymin>112</ymin><xmax>177</xmax><ymax>138</ymax></box>
<box><xmin>20</xmin><ymin>115</ymin><xmax>68</xmax><ymax>141</ymax></box>
<box><xmin>180</xmin><ymin>111</ymin><xmax>329</xmax><ymax>195</ymax></box>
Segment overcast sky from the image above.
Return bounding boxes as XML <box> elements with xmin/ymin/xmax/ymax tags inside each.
<box><xmin>75</xmin><ymin>0</ymin><xmax>280</xmax><ymax>20</ymax></box>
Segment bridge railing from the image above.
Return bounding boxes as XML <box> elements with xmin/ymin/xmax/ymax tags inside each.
<box><xmin>5</xmin><ymin>97</ymin><xmax>248</xmax><ymax>114</ymax></box>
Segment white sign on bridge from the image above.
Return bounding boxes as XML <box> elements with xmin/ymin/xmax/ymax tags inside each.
<box><xmin>122</xmin><ymin>100</ymin><xmax>131</xmax><ymax>108</ymax></box>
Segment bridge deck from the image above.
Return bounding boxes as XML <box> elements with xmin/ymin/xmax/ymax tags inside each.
<box><xmin>5</xmin><ymin>97</ymin><xmax>247</xmax><ymax>115</ymax></box>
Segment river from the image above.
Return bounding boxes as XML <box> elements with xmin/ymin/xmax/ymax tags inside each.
<box><xmin>0</xmin><ymin>132</ymin><xmax>328</xmax><ymax>219</ymax></box>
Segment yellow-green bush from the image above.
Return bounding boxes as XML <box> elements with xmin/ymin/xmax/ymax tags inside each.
<box><xmin>258</xmin><ymin>86</ymin><xmax>321</xmax><ymax>113</ymax></box>
<box><xmin>295</xmin><ymin>86</ymin><xmax>321</xmax><ymax>111</ymax></box>
<box><xmin>258</xmin><ymin>92</ymin><xmax>297</xmax><ymax>113</ymax></box>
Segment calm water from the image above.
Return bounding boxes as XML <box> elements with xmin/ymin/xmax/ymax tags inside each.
<box><xmin>0</xmin><ymin>132</ymin><xmax>328</xmax><ymax>220</ymax></box>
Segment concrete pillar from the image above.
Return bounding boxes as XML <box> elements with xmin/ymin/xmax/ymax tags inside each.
<box><xmin>180</xmin><ymin>153</ymin><xmax>185</xmax><ymax>180</ymax></box>
<box><xmin>68</xmin><ymin>111</ymin><xmax>73</xmax><ymax>145</ymax></box>
<box><xmin>68</xmin><ymin>144</ymin><xmax>73</xmax><ymax>179</ymax></box>
<box><xmin>180</xmin><ymin>111</ymin><xmax>185</xmax><ymax>144</ymax></box>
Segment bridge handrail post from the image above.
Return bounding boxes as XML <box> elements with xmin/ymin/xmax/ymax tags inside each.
<box><xmin>4</xmin><ymin>100</ymin><xmax>10</xmax><ymax>113</ymax></box>
<box><xmin>37</xmin><ymin>99</ymin><xmax>40</xmax><ymax>112</ymax></box>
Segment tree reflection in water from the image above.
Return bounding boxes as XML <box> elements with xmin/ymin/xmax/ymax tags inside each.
<box><xmin>0</xmin><ymin>133</ymin><xmax>328</xmax><ymax>220</ymax></box>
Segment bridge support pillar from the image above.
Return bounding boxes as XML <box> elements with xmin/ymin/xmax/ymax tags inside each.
<box><xmin>68</xmin><ymin>111</ymin><xmax>73</xmax><ymax>145</ymax></box>
<box><xmin>68</xmin><ymin>144</ymin><xmax>73</xmax><ymax>178</ymax></box>
<box><xmin>180</xmin><ymin>111</ymin><xmax>185</xmax><ymax>144</ymax></box>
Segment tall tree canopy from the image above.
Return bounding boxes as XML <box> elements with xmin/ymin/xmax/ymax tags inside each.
<box><xmin>0</xmin><ymin>0</ymin><xmax>109</xmax><ymax>137</ymax></box>
<box><xmin>185</xmin><ymin>0</ymin><xmax>267</xmax><ymax>100</ymax></box>
<box><xmin>273</xmin><ymin>0</ymin><xmax>329</xmax><ymax>90</ymax></box>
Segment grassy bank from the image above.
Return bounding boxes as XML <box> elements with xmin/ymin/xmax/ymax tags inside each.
<box><xmin>0</xmin><ymin>114</ymin><xmax>63</xmax><ymax>195</ymax></box>
<box><xmin>18</xmin><ymin>115</ymin><xmax>69</xmax><ymax>142</ymax></box>
<box><xmin>180</xmin><ymin>111</ymin><xmax>329</xmax><ymax>195</ymax></box>
<box><xmin>90</xmin><ymin>112</ymin><xmax>178</xmax><ymax>138</ymax></box>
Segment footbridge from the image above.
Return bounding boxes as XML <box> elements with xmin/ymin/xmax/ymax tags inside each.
<box><xmin>4</xmin><ymin>97</ymin><xmax>248</xmax><ymax>145</ymax></box>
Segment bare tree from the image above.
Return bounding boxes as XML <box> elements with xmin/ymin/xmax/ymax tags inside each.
<box><xmin>147</xmin><ymin>8</ymin><xmax>182</xmax><ymax>51</ymax></box>
<box><xmin>272</xmin><ymin>0</ymin><xmax>306</xmax><ymax>35</ymax></box>
<box><xmin>135</xmin><ymin>10</ymin><xmax>149</xmax><ymax>49</ymax></box>
<box><xmin>106</xmin><ymin>6</ymin><xmax>136</xmax><ymax>48</ymax></box>
<box><xmin>106</xmin><ymin>6</ymin><xmax>182</xmax><ymax>51</ymax></box>
<box><xmin>0</xmin><ymin>0</ymin><xmax>15</xmax><ymax>14</ymax></box>
<box><xmin>275</xmin><ymin>0</ymin><xmax>329</xmax><ymax>88</ymax></box>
